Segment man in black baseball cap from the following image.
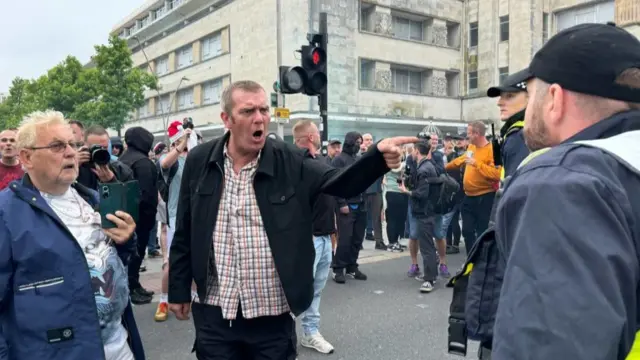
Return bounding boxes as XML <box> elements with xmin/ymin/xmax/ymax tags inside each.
<box><xmin>487</xmin><ymin>68</ymin><xmax>531</xmax><ymax>178</ymax></box>
<box><xmin>492</xmin><ymin>23</ymin><xmax>640</xmax><ymax>359</ymax></box>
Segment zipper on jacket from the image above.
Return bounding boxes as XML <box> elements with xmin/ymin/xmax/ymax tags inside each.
<box><xmin>200</xmin><ymin>162</ymin><xmax>224</xmax><ymax>307</ymax></box>
<box><xmin>229</xmin><ymin>320</ymin><xmax>232</xmax><ymax>328</ymax></box>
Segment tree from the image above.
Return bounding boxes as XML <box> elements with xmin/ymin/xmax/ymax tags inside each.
<box><xmin>0</xmin><ymin>35</ymin><xmax>157</xmax><ymax>134</ymax></box>
<box><xmin>76</xmin><ymin>35</ymin><xmax>158</xmax><ymax>135</ymax></box>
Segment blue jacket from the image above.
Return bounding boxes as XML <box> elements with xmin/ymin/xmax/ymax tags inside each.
<box><xmin>0</xmin><ymin>176</ymin><xmax>145</xmax><ymax>360</ymax></box>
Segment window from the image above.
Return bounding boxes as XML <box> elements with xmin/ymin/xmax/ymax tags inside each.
<box><xmin>500</xmin><ymin>16</ymin><xmax>509</xmax><ymax>41</ymax></box>
<box><xmin>155</xmin><ymin>6</ymin><xmax>166</xmax><ymax>19</ymax></box>
<box><xmin>392</xmin><ymin>16</ymin><xmax>423</xmax><ymax>41</ymax></box>
<box><xmin>141</xmin><ymin>15</ymin><xmax>150</xmax><ymax>28</ymax></box>
<box><xmin>138</xmin><ymin>102</ymin><xmax>148</xmax><ymax>118</ymax></box>
<box><xmin>468</xmin><ymin>71</ymin><xmax>478</xmax><ymax>91</ymax></box>
<box><xmin>202</xmin><ymin>34</ymin><xmax>222</xmax><ymax>60</ymax></box>
<box><xmin>555</xmin><ymin>1</ymin><xmax>614</xmax><ymax>32</ymax></box>
<box><xmin>499</xmin><ymin>67</ymin><xmax>509</xmax><ymax>84</ymax></box>
<box><xmin>156</xmin><ymin>95</ymin><xmax>170</xmax><ymax>114</ymax></box>
<box><xmin>542</xmin><ymin>12</ymin><xmax>549</xmax><ymax>43</ymax></box>
<box><xmin>360</xmin><ymin>3</ymin><xmax>373</xmax><ymax>31</ymax></box>
<box><xmin>469</xmin><ymin>22</ymin><xmax>478</xmax><ymax>47</ymax></box>
<box><xmin>177</xmin><ymin>88</ymin><xmax>194</xmax><ymax>110</ymax></box>
<box><xmin>360</xmin><ymin>59</ymin><xmax>375</xmax><ymax>89</ymax></box>
<box><xmin>203</xmin><ymin>79</ymin><xmax>223</xmax><ymax>104</ymax></box>
<box><xmin>391</xmin><ymin>68</ymin><xmax>422</xmax><ymax>94</ymax></box>
<box><xmin>156</xmin><ymin>56</ymin><xmax>169</xmax><ymax>75</ymax></box>
<box><xmin>176</xmin><ymin>46</ymin><xmax>193</xmax><ymax>69</ymax></box>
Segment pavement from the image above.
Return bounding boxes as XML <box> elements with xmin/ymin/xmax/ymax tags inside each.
<box><xmin>136</xmin><ymin>237</ymin><xmax>477</xmax><ymax>360</ymax></box>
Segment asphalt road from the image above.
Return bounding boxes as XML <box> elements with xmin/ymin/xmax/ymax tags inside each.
<box><xmin>134</xmin><ymin>247</ymin><xmax>478</xmax><ymax>360</ymax></box>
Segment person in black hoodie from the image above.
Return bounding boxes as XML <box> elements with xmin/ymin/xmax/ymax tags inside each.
<box><xmin>119</xmin><ymin>126</ymin><xmax>158</xmax><ymax>304</ymax></box>
<box><xmin>487</xmin><ymin>68</ymin><xmax>531</xmax><ymax>179</ymax></box>
<box><xmin>331</xmin><ymin>131</ymin><xmax>367</xmax><ymax>284</ymax></box>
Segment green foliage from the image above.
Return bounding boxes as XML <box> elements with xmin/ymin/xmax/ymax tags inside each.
<box><xmin>0</xmin><ymin>35</ymin><xmax>158</xmax><ymax>133</ymax></box>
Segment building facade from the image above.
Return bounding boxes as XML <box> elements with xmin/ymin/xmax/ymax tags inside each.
<box><xmin>111</xmin><ymin>0</ymin><xmax>639</xmax><ymax>141</ymax></box>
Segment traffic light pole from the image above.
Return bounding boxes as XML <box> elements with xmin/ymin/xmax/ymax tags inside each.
<box><xmin>275</xmin><ymin>0</ymin><xmax>285</xmax><ymax>139</ymax></box>
<box><xmin>319</xmin><ymin>12</ymin><xmax>329</xmax><ymax>155</ymax></box>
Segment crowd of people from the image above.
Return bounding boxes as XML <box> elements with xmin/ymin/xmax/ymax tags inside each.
<box><xmin>0</xmin><ymin>22</ymin><xmax>639</xmax><ymax>360</ymax></box>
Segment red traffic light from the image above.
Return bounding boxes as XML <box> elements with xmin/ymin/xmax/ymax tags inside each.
<box><xmin>304</xmin><ymin>47</ymin><xmax>326</xmax><ymax>68</ymax></box>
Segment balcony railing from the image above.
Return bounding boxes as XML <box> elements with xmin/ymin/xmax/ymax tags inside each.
<box><xmin>120</xmin><ymin>0</ymin><xmax>190</xmax><ymax>39</ymax></box>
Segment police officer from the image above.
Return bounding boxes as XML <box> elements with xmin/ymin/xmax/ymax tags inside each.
<box><xmin>493</xmin><ymin>23</ymin><xmax>640</xmax><ymax>359</ymax></box>
<box><xmin>487</xmin><ymin>69</ymin><xmax>531</xmax><ymax>179</ymax></box>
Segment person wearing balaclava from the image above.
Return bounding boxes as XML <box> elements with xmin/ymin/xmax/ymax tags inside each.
<box><xmin>119</xmin><ymin>126</ymin><xmax>159</xmax><ymax>305</ymax></box>
<box><xmin>330</xmin><ymin>131</ymin><xmax>368</xmax><ymax>284</ymax></box>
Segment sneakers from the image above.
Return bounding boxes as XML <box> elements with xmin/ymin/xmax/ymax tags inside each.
<box><xmin>420</xmin><ymin>281</ymin><xmax>435</xmax><ymax>293</ymax></box>
<box><xmin>375</xmin><ymin>242</ymin><xmax>387</xmax><ymax>251</ymax></box>
<box><xmin>439</xmin><ymin>263</ymin><xmax>451</xmax><ymax>278</ymax></box>
<box><xmin>154</xmin><ymin>302</ymin><xmax>168</xmax><ymax>322</ymax></box>
<box><xmin>446</xmin><ymin>245</ymin><xmax>460</xmax><ymax>254</ymax></box>
<box><xmin>332</xmin><ymin>270</ymin><xmax>346</xmax><ymax>284</ymax></box>
<box><xmin>301</xmin><ymin>333</ymin><xmax>335</xmax><ymax>354</ymax></box>
<box><xmin>387</xmin><ymin>243</ymin><xmax>404</xmax><ymax>253</ymax></box>
<box><xmin>347</xmin><ymin>269</ymin><xmax>367</xmax><ymax>280</ymax></box>
<box><xmin>407</xmin><ymin>264</ymin><xmax>421</xmax><ymax>277</ymax></box>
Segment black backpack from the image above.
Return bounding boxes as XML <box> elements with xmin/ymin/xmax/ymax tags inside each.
<box><xmin>157</xmin><ymin>160</ymin><xmax>178</xmax><ymax>203</ymax></box>
<box><xmin>428</xmin><ymin>173</ymin><xmax>461</xmax><ymax>215</ymax></box>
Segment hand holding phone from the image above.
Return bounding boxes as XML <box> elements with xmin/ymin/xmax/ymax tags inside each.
<box><xmin>103</xmin><ymin>211</ymin><xmax>136</xmax><ymax>245</ymax></box>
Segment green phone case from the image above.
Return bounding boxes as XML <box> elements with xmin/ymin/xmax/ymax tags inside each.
<box><xmin>98</xmin><ymin>181</ymin><xmax>140</xmax><ymax>229</ymax></box>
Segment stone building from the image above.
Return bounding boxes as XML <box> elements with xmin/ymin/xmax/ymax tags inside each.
<box><xmin>111</xmin><ymin>0</ymin><xmax>639</xmax><ymax>141</ymax></box>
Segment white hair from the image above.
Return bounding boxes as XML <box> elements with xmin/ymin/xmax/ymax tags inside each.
<box><xmin>17</xmin><ymin>110</ymin><xmax>68</xmax><ymax>150</ymax></box>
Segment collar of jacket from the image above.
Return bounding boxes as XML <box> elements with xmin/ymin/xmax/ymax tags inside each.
<box><xmin>208</xmin><ymin>131</ymin><xmax>275</xmax><ymax>177</ymax></box>
<box><xmin>14</xmin><ymin>174</ymin><xmax>99</xmax><ymax>208</ymax></box>
<box><xmin>563</xmin><ymin>109</ymin><xmax>640</xmax><ymax>143</ymax></box>
<box><xmin>500</xmin><ymin>109</ymin><xmax>526</xmax><ymax>138</ymax></box>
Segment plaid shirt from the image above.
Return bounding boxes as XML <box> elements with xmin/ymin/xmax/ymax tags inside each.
<box><xmin>203</xmin><ymin>146</ymin><xmax>290</xmax><ymax>320</ymax></box>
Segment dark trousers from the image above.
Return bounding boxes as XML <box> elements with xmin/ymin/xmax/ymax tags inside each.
<box><xmin>128</xmin><ymin>220</ymin><xmax>153</xmax><ymax>290</ymax></box>
<box><xmin>416</xmin><ymin>215</ymin><xmax>437</xmax><ymax>282</ymax></box>
<box><xmin>446</xmin><ymin>203</ymin><xmax>462</xmax><ymax>247</ymax></box>
<box><xmin>385</xmin><ymin>192</ymin><xmax>408</xmax><ymax>244</ymax></box>
<box><xmin>365</xmin><ymin>193</ymin><xmax>383</xmax><ymax>243</ymax></box>
<box><xmin>192</xmin><ymin>303</ymin><xmax>296</xmax><ymax>360</ymax></box>
<box><xmin>461</xmin><ymin>192</ymin><xmax>495</xmax><ymax>252</ymax></box>
<box><xmin>333</xmin><ymin>208</ymin><xmax>367</xmax><ymax>272</ymax></box>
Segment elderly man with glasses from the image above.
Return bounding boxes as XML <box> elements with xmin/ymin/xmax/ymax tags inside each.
<box><xmin>0</xmin><ymin>110</ymin><xmax>145</xmax><ymax>360</ymax></box>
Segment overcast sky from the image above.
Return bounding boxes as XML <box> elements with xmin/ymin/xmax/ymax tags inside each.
<box><xmin>0</xmin><ymin>0</ymin><xmax>140</xmax><ymax>92</ymax></box>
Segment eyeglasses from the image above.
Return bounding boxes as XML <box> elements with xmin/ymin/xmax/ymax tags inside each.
<box><xmin>0</xmin><ymin>138</ymin><xmax>15</xmax><ymax>143</ymax></box>
<box><xmin>28</xmin><ymin>141</ymin><xmax>84</xmax><ymax>153</ymax></box>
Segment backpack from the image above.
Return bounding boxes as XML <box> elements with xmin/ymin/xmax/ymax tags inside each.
<box><xmin>446</xmin><ymin>130</ymin><xmax>640</xmax><ymax>357</ymax></box>
<box><xmin>428</xmin><ymin>173</ymin><xmax>460</xmax><ymax>215</ymax></box>
<box><xmin>157</xmin><ymin>160</ymin><xmax>178</xmax><ymax>203</ymax></box>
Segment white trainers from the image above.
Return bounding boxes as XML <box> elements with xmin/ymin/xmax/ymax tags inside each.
<box><xmin>300</xmin><ymin>333</ymin><xmax>335</xmax><ymax>354</ymax></box>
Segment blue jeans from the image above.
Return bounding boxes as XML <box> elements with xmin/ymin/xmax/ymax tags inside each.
<box><xmin>148</xmin><ymin>221</ymin><xmax>159</xmax><ymax>253</ymax></box>
<box><xmin>301</xmin><ymin>235</ymin><xmax>333</xmax><ymax>336</ymax></box>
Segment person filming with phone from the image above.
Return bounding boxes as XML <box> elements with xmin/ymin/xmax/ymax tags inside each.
<box><xmin>76</xmin><ymin>125</ymin><xmax>135</xmax><ymax>190</ymax></box>
<box><xmin>0</xmin><ymin>111</ymin><xmax>146</xmax><ymax>360</ymax></box>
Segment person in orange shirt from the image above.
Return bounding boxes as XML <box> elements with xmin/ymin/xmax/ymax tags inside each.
<box><xmin>445</xmin><ymin>121</ymin><xmax>501</xmax><ymax>252</ymax></box>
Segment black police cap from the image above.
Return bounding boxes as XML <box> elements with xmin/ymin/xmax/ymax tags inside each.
<box><xmin>487</xmin><ymin>68</ymin><xmax>531</xmax><ymax>98</ymax></box>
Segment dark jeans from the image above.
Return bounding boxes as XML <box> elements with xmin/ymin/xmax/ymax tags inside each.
<box><xmin>333</xmin><ymin>208</ymin><xmax>367</xmax><ymax>272</ymax></box>
<box><xmin>385</xmin><ymin>192</ymin><xmax>408</xmax><ymax>244</ymax></box>
<box><xmin>128</xmin><ymin>220</ymin><xmax>153</xmax><ymax>290</ymax></box>
<box><xmin>416</xmin><ymin>215</ymin><xmax>437</xmax><ymax>282</ymax></box>
<box><xmin>461</xmin><ymin>192</ymin><xmax>495</xmax><ymax>253</ymax></box>
<box><xmin>148</xmin><ymin>221</ymin><xmax>159</xmax><ymax>253</ymax></box>
<box><xmin>365</xmin><ymin>193</ymin><xmax>383</xmax><ymax>243</ymax></box>
<box><xmin>192</xmin><ymin>303</ymin><xmax>295</xmax><ymax>360</ymax></box>
<box><xmin>446</xmin><ymin>203</ymin><xmax>462</xmax><ymax>247</ymax></box>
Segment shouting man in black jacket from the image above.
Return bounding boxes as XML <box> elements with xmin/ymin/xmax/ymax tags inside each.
<box><xmin>168</xmin><ymin>80</ymin><xmax>416</xmax><ymax>360</ymax></box>
<box><xmin>119</xmin><ymin>127</ymin><xmax>158</xmax><ymax>304</ymax></box>
<box><xmin>331</xmin><ymin>131</ymin><xmax>368</xmax><ymax>284</ymax></box>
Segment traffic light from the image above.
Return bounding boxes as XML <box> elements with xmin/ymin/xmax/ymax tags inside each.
<box><xmin>300</xmin><ymin>45</ymin><xmax>327</xmax><ymax>96</ymax></box>
<box><xmin>277</xmin><ymin>34</ymin><xmax>327</xmax><ymax>96</ymax></box>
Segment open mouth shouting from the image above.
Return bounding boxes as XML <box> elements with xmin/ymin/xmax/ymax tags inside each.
<box><xmin>251</xmin><ymin>129</ymin><xmax>265</xmax><ymax>143</ymax></box>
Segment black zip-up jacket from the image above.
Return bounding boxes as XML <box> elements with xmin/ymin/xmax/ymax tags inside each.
<box><xmin>497</xmin><ymin>109</ymin><xmax>530</xmax><ymax>178</ymax></box>
<box><xmin>168</xmin><ymin>132</ymin><xmax>390</xmax><ymax>315</ymax></box>
<box><xmin>306</xmin><ymin>152</ymin><xmax>336</xmax><ymax>236</ymax></box>
<box><xmin>494</xmin><ymin>110</ymin><xmax>640</xmax><ymax>359</ymax></box>
<box><xmin>331</xmin><ymin>131</ymin><xmax>365</xmax><ymax>208</ymax></box>
<box><xmin>410</xmin><ymin>157</ymin><xmax>438</xmax><ymax>218</ymax></box>
<box><xmin>119</xmin><ymin>127</ymin><xmax>158</xmax><ymax>229</ymax></box>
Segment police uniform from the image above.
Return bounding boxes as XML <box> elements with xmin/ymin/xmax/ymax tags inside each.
<box><xmin>493</xmin><ymin>23</ymin><xmax>640</xmax><ymax>359</ymax></box>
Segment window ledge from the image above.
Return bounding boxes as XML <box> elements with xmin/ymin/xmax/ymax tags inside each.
<box><xmin>359</xmin><ymin>30</ymin><xmax>461</xmax><ymax>51</ymax></box>
<box><xmin>358</xmin><ymin>87</ymin><xmax>461</xmax><ymax>99</ymax></box>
